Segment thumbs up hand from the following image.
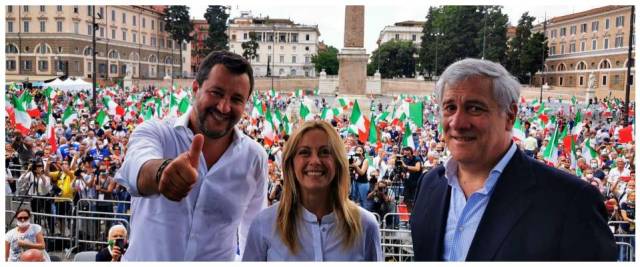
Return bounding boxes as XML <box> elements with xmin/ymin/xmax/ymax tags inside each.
<box><xmin>158</xmin><ymin>134</ymin><xmax>204</xmax><ymax>201</ymax></box>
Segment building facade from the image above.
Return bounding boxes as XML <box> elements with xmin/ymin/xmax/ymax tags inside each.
<box><xmin>533</xmin><ymin>5</ymin><xmax>635</xmax><ymax>90</ymax></box>
<box><xmin>190</xmin><ymin>19</ymin><xmax>208</xmax><ymax>75</ymax></box>
<box><xmin>5</xmin><ymin>5</ymin><xmax>191</xmax><ymax>82</ymax></box>
<box><xmin>228</xmin><ymin>11</ymin><xmax>320</xmax><ymax>77</ymax></box>
<box><xmin>376</xmin><ymin>21</ymin><xmax>424</xmax><ymax>47</ymax></box>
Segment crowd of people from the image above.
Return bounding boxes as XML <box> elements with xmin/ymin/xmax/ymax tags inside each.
<box><xmin>4</xmin><ymin>51</ymin><xmax>635</xmax><ymax>261</ymax></box>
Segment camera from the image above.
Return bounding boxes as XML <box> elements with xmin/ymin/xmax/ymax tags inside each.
<box><xmin>114</xmin><ymin>238</ymin><xmax>126</xmax><ymax>250</ymax></box>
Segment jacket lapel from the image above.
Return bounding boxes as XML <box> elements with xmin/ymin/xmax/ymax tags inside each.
<box><xmin>465</xmin><ymin>150</ymin><xmax>536</xmax><ymax>261</ymax></box>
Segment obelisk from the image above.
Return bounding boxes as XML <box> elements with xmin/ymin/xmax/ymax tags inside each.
<box><xmin>338</xmin><ymin>6</ymin><xmax>368</xmax><ymax>95</ymax></box>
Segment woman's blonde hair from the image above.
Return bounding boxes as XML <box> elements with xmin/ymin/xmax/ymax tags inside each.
<box><xmin>276</xmin><ymin>120</ymin><xmax>362</xmax><ymax>254</ymax></box>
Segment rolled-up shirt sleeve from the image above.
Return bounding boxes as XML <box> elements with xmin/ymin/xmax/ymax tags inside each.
<box><xmin>114</xmin><ymin>121</ymin><xmax>164</xmax><ymax>197</ymax></box>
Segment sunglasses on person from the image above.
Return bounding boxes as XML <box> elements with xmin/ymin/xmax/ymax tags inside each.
<box><xmin>16</xmin><ymin>216</ymin><xmax>30</xmax><ymax>221</ymax></box>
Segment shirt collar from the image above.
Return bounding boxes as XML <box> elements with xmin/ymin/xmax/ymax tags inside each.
<box><xmin>443</xmin><ymin>142</ymin><xmax>518</xmax><ymax>194</ymax></box>
<box><xmin>301</xmin><ymin>205</ymin><xmax>336</xmax><ymax>224</ymax></box>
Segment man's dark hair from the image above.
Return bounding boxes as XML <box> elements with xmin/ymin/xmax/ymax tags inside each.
<box><xmin>196</xmin><ymin>50</ymin><xmax>254</xmax><ymax>98</ymax></box>
<box><xmin>402</xmin><ymin>146</ymin><xmax>414</xmax><ymax>153</ymax></box>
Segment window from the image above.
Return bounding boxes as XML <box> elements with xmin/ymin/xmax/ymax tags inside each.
<box><xmin>57</xmin><ymin>5</ymin><xmax>62</xmax><ymax>12</ymax></box>
<box><xmin>132</xmin><ymin>32</ymin><xmax>137</xmax><ymax>43</ymax></box>
<box><xmin>559</xmin><ymin>77</ymin><xmax>563</xmax><ymax>86</ymax></box>
<box><xmin>151</xmin><ymin>20</ymin><xmax>154</xmax><ymax>30</ymax></box>
<box><xmin>291</xmin><ymin>33</ymin><xmax>298</xmax><ymax>43</ymax></box>
<box><xmin>592</xmin><ymin>21</ymin><xmax>599</xmax><ymax>32</ymax></box>
<box><xmin>569</xmin><ymin>42</ymin><xmax>576</xmax><ymax>53</ymax></box>
<box><xmin>122</xmin><ymin>13</ymin><xmax>126</xmax><ymax>24</ymax></box>
<box><xmin>570</xmin><ymin>25</ymin><xmax>576</xmax><ymax>35</ymax></box>
<box><xmin>305</xmin><ymin>56</ymin><xmax>310</xmax><ymax>64</ymax></box>
<box><xmin>8</xmin><ymin>6</ymin><xmax>12</xmax><ymax>13</ymax></box>
<box><xmin>56</xmin><ymin>21</ymin><xmax>62</xmax><ymax>32</ymax></box>
<box><xmin>231</xmin><ymin>34</ymin><xmax>236</xmax><ymax>41</ymax></box>
<box><xmin>602</xmin><ymin>75</ymin><xmax>607</xmax><ymax>86</ymax></box>
<box><xmin>6</xmin><ymin>44</ymin><xmax>19</xmax><ymax>53</ymax></box>
<box><xmin>550</xmin><ymin>46</ymin><xmax>556</xmax><ymax>55</ymax></box>
<box><xmin>577</xmin><ymin>62</ymin><xmax>586</xmax><ymax>70</ymax></box>
<box><xmin>592</xmin><ymin>39</ymin><xmax>597</xmax><ymax>50</ymax></box>
<box><xmin>412</xmin><ymin>34</ymin><xmax>417</xmax><ymax>41</ymax></box>
<box><xmin>84</xmin><ymin>47</ymin><xmax>93</xmax><ymax>56</ymax></box>
<box><xmin>73</xmin><ymin>5</ymin><xmax>78</xmax><ymax>13</ymax></box>
<box><xmin>22</xmin><ymin>60</ymin><xmax>32</xmax><ymax>70</ymax></box>
<box><xmin>600</xmin><ymin>60</ymin><xmax>611</xmax><ymax>69</ymax></box>
<box><xmin>560</xmin><ymin>28</ymin><xmax>566</xmax><ymax>36</ymax></box>
<box><xmin>38</xmin><ymin>60</ymin><xmax>48</xmax><ymax>71</ymax></box>
<box><xmin>142</xmin><ymin>17</ymin><xmax>146</xmax><ymax>28</ymax></box>
<box><xmin>110</xmin><ymin>64</ymin><xmax>117</xmax><ymax>74</ymax></box>
<box><xmin>99</xmin><ymin>7</ymin><xmax>104</xmax><ymax>17</ymax></box>
<box><xmin>306</xmin><ymin>34</ymin><xmax>310</xmax><ymax>41</ymax></box>
<box><xmin>133</xmin><ymin>15</ymin><xmax>136</xmax><ymax>26</ymax></box>
<box><xmin>23</xmin><ymin>6</ymin><xmax>28</xmax><ymax>12</ymax></box>
<box><xmin>580</xmin><ymin>23</ymin><xmax>587</xmax><ymax>33</ymax></box>
<box><xmin>7</xmin><ymin>60</ymin><xmax>17</xmax><ymax>70</ymax></box>
<box><xmin>121</xmin><ymin>65</ymin><xmax>127</xmax><ymax>76</ymax></box>
<box><xmin>243</xmin><ymin>33</ymin><xmax>248</xmax><ymax>40</ymax></box>
<box><xmin>579</xmin><ymin>76</ymin><xmax>584</xmax><ymax>86</ymax></box>
<box><xmin>551</xmin><ymin>29</ymin><xmax>557</xmax><ymax>38</ymax></box>
<box><xmin>604</xmin><ymin>38</ymin><xmax>609</xmax><ymax>49</ymax></box>
<box><xmin>151</xmin><ymin>37</ymin><xmax>156</xmax><ymax>47</ymax></box>
<box><xmin>74</xmin><ymin>22</ymin><xmax>79</xmax><ymax>34</ymax></box>
<box><xmin>99</xmin><ymin>27</ymin><xmax>104</xmax><ymax>37</ymax></box>
<box><xmin>560</xmin><ymin>44</ymin><xmax>564</xmax><ymax>54</ymax></box>
<box><xmin>292</xmin><ymin>55</ymin><xmax>296</xmax><ymax>63</ymax></box>
<box><xmin>615</xmin><ymin>36</ymin><xmax>624</xmax><ymax>48</ymax></box>
<box><xmin>122</xmin><ymin>30</ymin><xmax>126</xmax><ymax>41</ymax></box>
<box><xmin>558</xmin><ymin>64</ymin><xmax>566</xmax><ymax>71</ymax></box>
<box><xmin>112</xmin><ymin>10</ymin><xmax>116</xmax><ymax>22</ymax></box>
<box><xmin>8</xmin><ymin>21</ymin><xmax>13</xmax><ymax>33</ymax></box>
<box><xmin>615</xmin><ymin>16</ymin><xmax>624</xmax><ymax>27</ymax></box>
<box><xmin>279</xmin><ymin>33</ymin><xmax>286</xmax><ymax>42</ymax></box>
<box><xmin>112</xmin><ymin>29</ymin><xmax>115</xmax><ymax>39</ymax></box>
<box><xmin>87</xmin><ymin>6</ymin><xmax>92</xmax><ymax>16</ymax></box>
<box><xmin>23</xmin><ymin>21</ymin><xmax>30</xmax><ymax>33</ymax></box>
<box><xmin>40</xmin><ymin>5</ymin><xmax>45</xmax><ymax>12</ymax></box>
<box><xmin>280</xmin><ymin>55</ymin><xmax>284</xmax><ymax>63</ymax></box>
<box><xmin>37</xmin><ymin>44</ymin><xmax>48</xmax><ymax>54</ymax></box>
<box><xmin>580</xmin><ymin>41</ymin><xmax>585</xmax><ymax>51</ymax></box>
<box><xmin>605</xmin><ymin>18</ymin><xmax>610</xmax><ymax>29</ymax></box>
<box><xmin>40</xmin><ymin>21</ymin><xmax>45</xmax><ymax>32</ymax></box>
<box><xmin>305</xmin><ymin>46</ymin><xmax>309</xmax><ymax>51</ymax></box>
<box><xmin>88</xmin><ymin>24</ymin><xmax>92</xmax><ymax>35</ymax></box>
<box><xmin>143</xmin><ymin>35</ymin><xmax>146</xmax><ymax>45</ymax></box>
<box><xmin>395</xmin><ymin>33</ymin><xmax>400</xmax><ymax>40</ymax></box>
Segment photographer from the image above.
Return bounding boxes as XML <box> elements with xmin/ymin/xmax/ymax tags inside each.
<box><xmin>367</xmin><ymin>180</ymin><xmax>396</xmax><ymax>228</ymax></box>
<box><xmin>96</xmin><ymin>224</ymin><xmax>128</xmax><ymax>262</ymax></box>
<box><xmin>349</xmin><ymin>146</ymin><xmax>370</xmax><ymax>207</ymax></box>
<box><xmin>17</xmin><ymin>159</ymin><xmax>54</xmax><ymax>231</ymax></box>
<box><xmin>400</xmin><ymin>147</ymin><xmax>421</xmax><ymax>213</ymax></box>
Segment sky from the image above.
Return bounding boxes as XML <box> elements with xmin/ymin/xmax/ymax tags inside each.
<box><xmin>187</xmin><ymin>0</ymin><xmax>622</xmax><ymax>53</ymax></box>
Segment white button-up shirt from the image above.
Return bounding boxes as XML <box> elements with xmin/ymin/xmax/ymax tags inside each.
<box><xmin>115</xmin><ymin>108</ymin><xmax>268</xmax><ymax>261</ymax></box>
<box><xmin>242</xmin><ymin>203</ymin><xmax>383</xmax><ymax>261</ymax></box>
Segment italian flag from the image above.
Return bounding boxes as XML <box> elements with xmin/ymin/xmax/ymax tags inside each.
<box><xmin>571</xmin><ymin>109</ymin><xmax>584</xmax><ymax>136</ymax></box>
<box><xmin>11</xmin><ymin>96</ymin><xmax>32</xmax><ymax>136</ymax></box>
<box><xmin>44</xmin><ymin>100</ymin><xmax>57</xmax><ymax>152</ymax></box>
<box><xmin>582</xmin><ymin>139</ymin><xmax>598</xmax><ymax>163</ymax></box>
<box><xmin>402</xmin><ymin>121</ymin><xmax>416</xmax><ymax>150</ymax></box>
<box><xmin>513</xmin><ymin>117</ymin><xmax>526</xmax><ymax>141</ymax></box>
<box><xmin>294</xmin><ymin>89</ymin><xmax>304</xmax><ymax>98</ymax></box>
<box><xmin>263</xmin><ymin>107</ymin><xmax>277</xmax><ymax>146</ymax></box>
<box><xmin>408</xmin><ymin>102</ymin><xmax>423</xmax><ymax>127</ymax></box>
<box><xmin>62</xmin><ymin>106</ymin><xmax>78</xmax><ymax>126</ymax></box>
<box><xmin>368</xmin><ymin>116</ymin><xmax>382</xmax><ymax>152</ymax></box>
<box><xmin>103</xmin><ymin>96</ymin><xmax>125</xmax><ymax>117</ymax></box>
<box><xmin>19</xmin><ymin>90</ymin><xmax>41</xmax><ymax>118</ymax></box>
<box><xmin>300</xmin><ymin>102</ymin><xmax>313</xmax><ymax>121</ymax></box>
<box><xmin>178</xmin><ymin>97</ymin><xmax>190</xmax><ymax>114</ymax></box>
<box><xmin>320</xmin><ymin>107</ymin><xmax>340</xmax><ymax>121</ymax></box>
<box><xmin>95</xmin><ymin>110</ymin><xmax>110</xmax><ymax>128</ymax></box>
<box><xmin>349</xmin><ymin>100</ymin><xmax>368</xmax><ymax>143</ymax></box>
<box><xmin>281</xmin><ymin>115</ymin><xmax>292</xmax><ymax>135</ymax></box>
<box><xmin>543</xmin><ymin>124</ymin><xmax>560</xmax><ymax>166</ymax></box>
<box><xmin>337</xmin><ymin>98</ymin><xmax>349</xmax><ymax>111</ymax></box>
<box><xmin>569</xmin><ymin>136</ymin><xmax>579</xmax><ymax>173</ymax></box>
<box><xmin>531</xmin><ymin>99</ymin><xmax>541</xmax><ymax>111</ymax></box>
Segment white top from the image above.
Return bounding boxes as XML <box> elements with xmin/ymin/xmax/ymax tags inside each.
<box><xmin>242</xmin><ymin>203</ymin><xmax>383</xmax><ymax>261</ymax></box>
<box><xmin>5</xmin><ymin>224</ymin><xmax>50</xmax><ymax>262</ymax></box>
<box><xmin>115</xmin><ymin>108</ymin><xmax>268</xmax><ymax>261</ymax></box>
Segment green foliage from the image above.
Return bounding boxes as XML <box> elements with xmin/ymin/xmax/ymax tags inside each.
<box><xmin>241</xmin><ymin>32</ymin><xmax>260</xmax><ymax>61</ymax></box>
<box><xmin>368</xmin><ymin>40</ymin><xmax>418</xmax><ymax>78</ymax></box>
<box><xmin>203</xmin><ymin>5</ymin><xmax>230</xmax><ymax>54</ymax></box>
<box><xmin>419</xmin><ymin>6</ymin><xmax>509</xmax><ymax>78</ymax></box>
<box><xmin>163</xmin><ymin>5</ymin><xmax>193</xmax><ymax>77</ymax></box>
<box><xmin>507</xmin><ymin>12</ymin><xmax>548</xmax><ymax>83</ymax></box>
<box><xmin>311</xmin><ymin>46</ymin><xmax>339</xmax><ymax>75</ymax></box>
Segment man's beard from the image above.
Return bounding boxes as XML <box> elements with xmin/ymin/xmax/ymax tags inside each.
<box><xmin>197</xmin><ymin>107</ymin><xmax>235</xmax><ymax>139</ymax></box>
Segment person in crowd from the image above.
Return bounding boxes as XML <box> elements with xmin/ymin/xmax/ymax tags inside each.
<box><xmin>242</xmin><ymin>120</ymin><xmax>382</xmax><ymax>261</ymax></box>
<box><xmin>114</xmin><ymin>50</ymin><xmax>268</xmax><ymax>260</ymax></box>
<box><xmin>96</xmin><ymin>224</ymin><xmax>128</xmax><ymax>262</ymax></box>
<box><xmin>17</xmin><ymin>159</ymin><xmax>53</xmax><ymax>231</ymax></box>
<box><xmin>350</xmin><ymin>145</ymin><xmax>370</xmax><ymax>208</ymax></box>
<box><xmin>49</xmin><ymin>154</ymin><xmax>79</xmax><ymax>236</ymax></box>
<box><xmin>399</xmin><ymin>146</ymin><xmax>422</xmax><ymax>213</ymax></box>
<box><xmin>5</xmin><ymin>208</ymin><xmax>50</xmax><ymax>262</ymax></box>
<box><xmin>19</xmin><ymin>249</ymin><xmax>46</xmax><ymax>262</ymax></box>
<box><xmin>410</xmin><ymin>58</ymin><xmax>616</xmax><ymax>261</ymax></box>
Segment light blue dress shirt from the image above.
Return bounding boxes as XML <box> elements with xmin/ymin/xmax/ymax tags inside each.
<box><xmin>242</xmin><ymin>203</ymin><xmax>383</xmax><ymax>261</ymax></box>
<box><xmin>442</xmin><ymin>142</ymin><xmax>517</xmax><ymax>261</ymax></box>
<box><xmin>114</xmin><ymin>108</ymin><xmax>268</xmax><ymax>261</ymax></box>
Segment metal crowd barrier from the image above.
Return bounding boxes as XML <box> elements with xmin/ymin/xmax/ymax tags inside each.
<box><xmin>382</xmin><ymin>212</ymin><xmax>411</xmax><ymax>229</ymax></box>
<box><xmin>380</xmin><ymin>228</ymin><xmax>414</xmax><ymax>262</ymax></box>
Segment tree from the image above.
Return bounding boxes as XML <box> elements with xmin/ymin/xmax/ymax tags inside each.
<box><xmin>163</xmin><ymin>6</ymin><xmax>193</xmax><ymax>78</ymax></box>
<box><xmin>241</xmin><ymin>32</ymin><xmax>259</xmax><ymax>62</ymax></box>
<box><xmin>474</xmin><ymin>6</ymin><xmax>509</xmax><ymax>64</ymax></box>
<box><xmin>521</xmin><ymin>32</ymin><xmax>548</xmax><ymax>84</ymax></box>
<box><xmin>311</xmin><ymin>45</ymin><xmax>339</xmax><ymax>75</ymax></box>
<box><xmin>506</xmin><ymin>12</ymin><xmax>539</xmax><ymax>82</ymax></box>
<box><xmin>368</xmin><ymin>40</ymin><xmax>417</xmax><ymax>78</ymax></box>
<box><xmin>203</xmin><ymin>5</ymin><xmax>229</xmax><ymax>54</ymax></box>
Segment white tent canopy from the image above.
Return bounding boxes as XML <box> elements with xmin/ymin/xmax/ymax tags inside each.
<box><xmin>44</xmin><ymin>77</ymin><xmax>92</xmax><ymax>93</ymax></box>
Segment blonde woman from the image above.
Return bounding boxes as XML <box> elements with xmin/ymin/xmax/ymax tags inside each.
<box><xmin>243</xmin><ymin>120</ymin><xmax>382</xmax><ymax>261</ymax></box>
